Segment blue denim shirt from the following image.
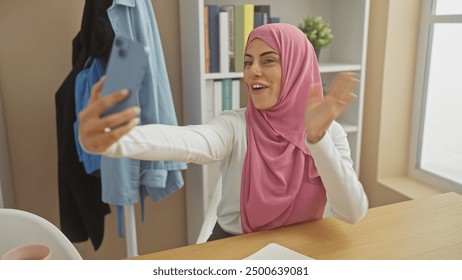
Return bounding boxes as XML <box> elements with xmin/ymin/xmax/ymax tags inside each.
<box><xmin>74</xmin><ymin>58</ymin><xmax>105</xmax><ymax>175</ymax></box>
<box><xmin>102</xmin><ymin>0</ymin><xmax>187</xmax><ymax>209</ymax></box>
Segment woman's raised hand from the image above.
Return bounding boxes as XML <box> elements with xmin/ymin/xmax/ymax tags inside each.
<box><xmin>78</xmin><ymin>77</ymin><xmax>140</xmax><ymax>153</ymax></box>
<box><xmin>304</xmin><ymin>72</ymin><xmax>358</xmax><ymax>143</ymax></box>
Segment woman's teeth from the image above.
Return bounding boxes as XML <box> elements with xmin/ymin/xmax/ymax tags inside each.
<box><xmin>252</xmin><ymin>85</ymin><xmax>266</xmax><ymax>89</ymax></box>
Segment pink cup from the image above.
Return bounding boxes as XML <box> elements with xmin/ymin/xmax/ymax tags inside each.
<box><xmin>1</xmin><ymin>244</ymin><xmax>52</xmax><ymax>260</ymax></box>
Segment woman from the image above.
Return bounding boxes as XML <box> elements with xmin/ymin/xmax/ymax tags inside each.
<box><xmin>79</xmin><ymin>23</ymin><xmax>368</xmax><ymax>241</ymax></box>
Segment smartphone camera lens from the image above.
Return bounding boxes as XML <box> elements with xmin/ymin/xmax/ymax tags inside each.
<box><xmin>118</xmin><ymin>49</ymin><xmax>127</xmax><ymax>58</ymax></box>
<box><xmin>115</xmin><ymin>38</ymin><xmax>123</xmax><ymax>47</ymax></box>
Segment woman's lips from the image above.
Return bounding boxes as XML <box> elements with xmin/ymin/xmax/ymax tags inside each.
<box><xmin>250</xmin><ymin>84</ymin><xmax>268</xmax><ymax>94</ymax></box>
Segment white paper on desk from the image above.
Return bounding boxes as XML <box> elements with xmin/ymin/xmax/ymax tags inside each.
<box><xmin>244</xmin><ymin>243</ymin><xmax>314</xmax><ymax>260</ymax></box>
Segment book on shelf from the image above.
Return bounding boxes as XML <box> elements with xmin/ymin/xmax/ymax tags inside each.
<box><xmin>232</xmin><ymin>79</ymin><xmax>240</xmax><ymax>109</ymax></box>
<box><xmin>205</xmin><ymin>4</ymin><xmax>278</xmax><ymax>73</ymax></box>
<box><xmin>270</xmin><ymin>17</ymin><xmax>280</xmax><ymax>23</ymax></box>
<box><xmin>254</xmin><ymin>12</ymin><xmax>263</xmax><ymax>28</ymax></box>
<box><xmin>219</xmin><ymin>5</ymin><xmax>235</xmax><ymax>73</ymax></box>
<box><xmin>204</xmin><ymin>5</ymin><xmax>210</xmax><ymax>73</ymax></box>
<box><xmin>208</xmin><ymin>5</ymin><xmax>220</xmax><ymax>73</ymax></box>
<box><xmin>234</xmin><ymin>4</ymin><xmax>254</xmax><ymax>72</ymax></box>
<box><xmin>213</xmin><ymin>80</ymin><xmax>222</xmax><ymax>117</ymax></box>
<box><xmin>254</xmin><ymin>5</ymin><xmax>270</xmax><ymax>27</ymax></box>
<box><xmin>222</xmin><ymin>79</ymin><xmax>233</xmax><ymax>111</ymax></box>
<box><xmin>243</xmin><ymin>4</ymin><xmax>254</xmax><ymax>48</ymax></box>
<box><xmin>206</xmin><ymin>79</ymin><xmax>241</xmax><ymax>120</ymax></box>
<box><xmin>204</xmin><ymin>80</ymin><xmax>214</xmax><ymax>122</ymax></box>
<box><xmin>219</xmin><ymin>11</ymin><xmax>230</xmax><ymax>73</ymax></box>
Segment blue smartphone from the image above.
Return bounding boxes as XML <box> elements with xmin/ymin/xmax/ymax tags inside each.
<box><xmin>100</xmin><ymin>36</ymin><xmax>148</xmax><ymax>117</ymax></box>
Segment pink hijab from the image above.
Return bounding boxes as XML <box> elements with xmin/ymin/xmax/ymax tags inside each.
<box><xmin>240</xmin><ymin>23</ymin><xmax>327</xmax><ymax>233</ymax></box>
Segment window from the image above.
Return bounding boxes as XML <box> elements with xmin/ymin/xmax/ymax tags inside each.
<box><xmin>410</xmin><ymin>0</ymin><xmax>462</xmax><ymax>193</ymax></box>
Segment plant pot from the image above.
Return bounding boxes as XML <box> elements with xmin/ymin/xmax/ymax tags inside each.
<box><xmin>315</xmin><ymin>48</ymin><xmax>321</xmax><ymax>60</ymax></box>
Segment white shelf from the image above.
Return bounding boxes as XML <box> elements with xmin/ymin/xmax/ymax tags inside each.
<box><xmin>205</xmin><ymin>72</ymin><xmax>243</xmax><ymax>80</ymax></box>
<box><xmin>319</xmin><ymin>62</ymin><xmax>361</xmax><ymax>73</ymax></box>
<box><xmin>339</xmin><ymin>122</ymin><xmax>359</xmax><ymax>133</ymax></box>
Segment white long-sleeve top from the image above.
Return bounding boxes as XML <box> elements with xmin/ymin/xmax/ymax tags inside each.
<box><xmin>99</xmin><ymin>108</ymin><xmax>368</xmax><ymax>234</ymax></box>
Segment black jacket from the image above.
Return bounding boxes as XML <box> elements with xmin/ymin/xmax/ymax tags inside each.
<box><xmin>54</xmin><ymin>0</ymin><xmax>114</xmax><ymax>250</ymax></box>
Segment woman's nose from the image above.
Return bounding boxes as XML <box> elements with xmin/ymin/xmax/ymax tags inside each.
<box><xmin>249</xmin><ymin>62</ymin><xmax>262</xmax><ymax>76</ymax></box>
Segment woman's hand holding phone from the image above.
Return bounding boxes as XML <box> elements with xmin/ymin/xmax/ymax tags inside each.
<box><xmin>78</xmin><ymin>36</ymin><xmax>147</xmax><ymax>153</ymax></box>
<box><xmin>78</xmin><ymin>77</ymin><xmax>140</xmax><ymax>153</ymax></box>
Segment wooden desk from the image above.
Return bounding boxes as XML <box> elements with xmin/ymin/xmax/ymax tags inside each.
<box><xmin>134</xmin><ymin>192</ymin><xmax>462</xmax><ymax>260</ymax></box>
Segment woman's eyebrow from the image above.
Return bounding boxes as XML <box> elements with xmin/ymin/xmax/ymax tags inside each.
<box><xmin>260</xmin><ymin>51</ymin><xmax>279</xmax><ymax>57</ymax></box>
<box><xmin>244</xmin><ymin>51</ymin><xmax>280</xmax><ymax>58</ymax></box>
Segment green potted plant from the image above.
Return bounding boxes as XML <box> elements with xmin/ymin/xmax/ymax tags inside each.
<box><xmin>297</xmin><ymin>16</ymin><xmax>333</xmax><ymax>59</ymax></box>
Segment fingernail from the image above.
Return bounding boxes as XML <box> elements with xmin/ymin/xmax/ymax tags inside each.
<box><xmin>120</xmin><ymin>89</ymin><xmax>129</xmax><ymax>95</ymax></box>
<box><xmin>133</xmin><ymin>107</ymin><xmax>141</xmax><ymax>114</ymax></box>
<box><xmin>132</xmin><ymin>117</ymin><xmax>140</xmax><ymax>126</ymax></box>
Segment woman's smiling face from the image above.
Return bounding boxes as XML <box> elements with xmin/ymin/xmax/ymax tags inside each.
<box><xmin>243</xmin><ymin>39</ymin><xmax>282</xmax><ymax>110</ymax></box>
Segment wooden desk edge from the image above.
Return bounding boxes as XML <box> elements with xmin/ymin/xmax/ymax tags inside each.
<box><xmin>131</xmin><ymin>192</ymin><xmax>462</xmax><ymax>260</ymax></box>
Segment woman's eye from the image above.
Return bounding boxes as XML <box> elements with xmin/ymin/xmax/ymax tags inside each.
<box><xmin>244</xmin><ymin>61</ymin><xmax>252</xmax><ymax>67</ymax></box>
<box><xmin>264</xmin><ymin>59</ymin><xmax>275</xmax><ymax>64</ymax></box>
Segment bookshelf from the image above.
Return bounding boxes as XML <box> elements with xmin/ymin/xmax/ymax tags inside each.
<box><xmin>179</xmin><ymin>0</ymin><xmax>370</xmax><ymax>244</ymax></box>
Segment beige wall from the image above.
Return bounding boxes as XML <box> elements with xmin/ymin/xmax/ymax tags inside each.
<box><xmin>0</xmin><ymin>1</ymin><xmax>186</xmax><ymax>259</ymax></box>
<box><xmin>360</xmin><ymin>0</ymin><xmax>409</xmax><ymax>206</ymax></box>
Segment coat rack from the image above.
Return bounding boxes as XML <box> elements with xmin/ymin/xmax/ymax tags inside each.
<box><xmin>124</xmin><ymin>204</ymin><xmax>138</xmax><ymax>257</ymax></box>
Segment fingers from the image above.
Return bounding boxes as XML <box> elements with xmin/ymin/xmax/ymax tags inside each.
<box><xmin>78</xmin><ymin>106</ymin><xmax>140</xmax><ymax>153</ymax></box>
<box><xmin>103</xmin><ymin>117</ymin><xmax>140</xmax><ymax>141</ymax></box>
<box><xmin>89</xmin><ymin>76</ymin><xmax>106</xmax><ymax>103</ymax></box>
<box><xmin>87</xmin><ymin>76</ymin><xmax>131</xmax><ymax>117</ymax></box>
<box><xmin>342</xmin><ymin>91</ymin><xmax>358</xmax><ymax>106</ymax></box>
<box><xmin>98</xmin><ymin>106</ymin><xmax>141</xmax><ymax>132</ymax></box>
<box><xmin>87</xmin><ymin>89</ymin><xmax>130</xmax><ymax>118</ymax></box>
<box><xmin>329</xmin><ymin>72</ymin><xmax>358</xmax><ymax>102</ymax></box>
<box><xmin>78</xmin><ymin>76</ymin><xmax>141</xmax><ymax>153</ymax></box>
<box><xmin>79</xmin><ymin>106</ymin><xmax>140</xmax><ymax>136</ymax></box>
